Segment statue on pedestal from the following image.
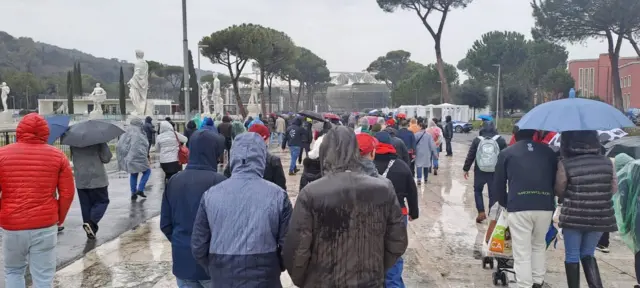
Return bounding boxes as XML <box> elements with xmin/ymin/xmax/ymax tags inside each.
<box><xmin>90</xmin><ymin>83</ymin><xmax>107</xmax><ymax>115</ymax></box>
<box><xmin>0</xmin><ymin>82</ymin><xmax>10</xmax><ymax>112</ymax></box>
<box><xmin>128</xmin><ymin>50</ymin><xmax>149</xmax><ymax>116</ymax></box>
<box><xmin>246</xmin><ymin>80</ymin><xmax>261</xmax><ymax>117</ymax></box>
<box><xmin>212</xmin><ymin>73</ymin><xmax>223</xmax><ymax>115</ymax></box>
<box><xmin>201</xmin><ymin>82</ymin><xmax>211</xmax><ymax>115</ymax></box>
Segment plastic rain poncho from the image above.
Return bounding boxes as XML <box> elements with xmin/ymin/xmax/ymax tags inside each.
<box><xmin>613</xmin><ymin>153</ymin><xmax>640</xmax><ymax>252</ymax></box>
<box><xmin>231</xmin><ymin>120</ymin><xmax>246</xmax><ymax>137</ymax></box>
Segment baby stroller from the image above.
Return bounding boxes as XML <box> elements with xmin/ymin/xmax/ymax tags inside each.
<box><xmin>481</xmin><ymin>203</ymin><xmax>514</xmax><ymax>286</ymax></box>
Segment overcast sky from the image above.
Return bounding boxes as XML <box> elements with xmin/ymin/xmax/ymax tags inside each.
<box><xmin>1</xmin><ymin>0</ymin><xmax>636</xmax><ymax>73</ymax></box>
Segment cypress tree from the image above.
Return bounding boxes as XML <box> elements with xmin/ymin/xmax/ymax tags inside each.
<box><xmin>119</xmin><ymin>67</ymin><xmax>126</xmax><ymax>115</ymax></box>
<box><xmin>72</xmin><ymin>64</ymin><xmax>78</xmax><ymax>96</ymax></box>
<box><xmin>178</xmin><ymin>50</ymin><xmax>200</xmax><ymax>112</ymax></box>
<box><xmin>75</xmin><ymin>62</ymin><xmax>83</xmax><ymax>95</ymax></box>
<box><xmin>66</xmin><ymin>71</ymin><xmax>74</xmax><ymax>114</ymax></box>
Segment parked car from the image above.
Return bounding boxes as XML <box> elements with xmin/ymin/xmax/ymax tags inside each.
<box><xmin>452</xmin><ymin>121</ymin><xmax>473</xmax><ymax>133</ymax></box>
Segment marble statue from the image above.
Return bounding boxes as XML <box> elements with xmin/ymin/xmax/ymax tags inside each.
<box><xmin>246</xmin><ymin>80</ymin><xmax>261</xmax><ymax>117</ymax></box>
<box><xmin>90</xmin><ymin>83</ymin><xmax>107</xmax><ymax>114</ymax></box>
<box><xmin>212</xmin><ymin>73</ymin><xmax>223</xmax><ymax>115</ymax></box>
<box><xmin>201</xmin><ymin>82</ymin><xmax>211</xmax><ymax>115</ymax></box>
<box><xmin>128</xmin><ymin>50</ymin><xmax>149</xmax><ymax>115</ymax></box>
<box><xmin>0</xmin><ymin>82</ymin><xmax>9</xmax><ymax>111</ymax></box>
<box><xmin>55</xmin><ymin>103</ymin><xmax>67</xmax><ymax>114</ymax></box>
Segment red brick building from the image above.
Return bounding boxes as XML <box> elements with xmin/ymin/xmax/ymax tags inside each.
<box><xmin>568</xmin><ymin>54</ymin><xmax>639</xmax><ymax>109</ymax></box>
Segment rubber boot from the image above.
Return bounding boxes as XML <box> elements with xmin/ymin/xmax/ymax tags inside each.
<box><xmin>565</xmin><ymin>262</ymin><xmax>581</xmax><ymax>288</ymax></box>
<box><xmin>581</xmin><ymin>256</ymin><xmax>603</xmax><ymax>288</ymax></box>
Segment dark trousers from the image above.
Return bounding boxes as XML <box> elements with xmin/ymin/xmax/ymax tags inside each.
<box><xmin>598</xmin><ymin>232</ymin><xmax>610</xmax><ymax>247</ymax></box>
<box><xmin>298</xmin><ymin>143</ymin><xmax>311</xmax><ymax>163</ymax></box>
<box><xmin>161</xmin><ymin>161</ymin><xmax>183</xmax><ymax>182</ymax></box>
<box><xmin>473</xmin><ymin>171</ymin><xmax>495</xmax><ymax>213</ymax></box>
<box><xmin>445</xmin><ymin>138</ymin><xmax>453</xmax><ymax>155</ymax></box>
<box><xmin>77</xmin><ymin>186</ymin><xmax>110</xmax><ymax>230</ymax></box>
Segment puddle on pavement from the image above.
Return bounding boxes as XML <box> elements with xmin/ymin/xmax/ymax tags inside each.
<box><xmin>430</xmin><ymin>177</ymin><xmax>484</xmax><ymax>259</ymax></box>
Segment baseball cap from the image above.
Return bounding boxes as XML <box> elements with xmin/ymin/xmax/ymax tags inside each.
<box><xmin>356</xmin><ymin>133</ymin><xmax>378</xmax><ymax>156</ymax></box>
<box><xmin>248</xmin><ymin>124</ymin><xmax>270</xmax><ymax>140</ymax></box>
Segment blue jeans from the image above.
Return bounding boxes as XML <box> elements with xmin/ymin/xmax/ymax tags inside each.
<box><xmin>385</xmin><ymin>216</ymin><xmax>408</xmax><ymax>287</ymax></box>
<box><xmin>176</xmin><ymin>278</ymin><xmax>211</xmax><ymax>288</ymax></box>
<box><xmin>289</xmin><ymin>146</ymin><xmax>301</xmax><ymax>172</ymax></box>
<box><xmin>416</xmin><ymin>166</ymin><xmax>429</xmax><ymax>182</ymax></box>
<box><xmin>130</xmin><ymin>169</ymin><xmax>151</xmax><ymax>194</ymax></box>
<box><xmin>3</xmin><ymin>225</ymin><xmax>57</xmax><ymax>288</ymax></box>
<box><xmin>562</xmin><ymin>229</ymin><xmax>603</xmax><ymax>263</ymax></box>
<box><xmin>433</xmin><ymin>147</ymin><xmax>440</xmax><ymax>169</ymax></box>
<box><xmin>473</xmin><ymin>171</ymin><xmax>495</xmax><ymax>213</ymax></box>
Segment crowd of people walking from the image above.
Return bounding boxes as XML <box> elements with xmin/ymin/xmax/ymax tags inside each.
<box><xmin>2</xmin><ymin>111</ymin><xmax>640</xmax><ymax>288</ymax></box>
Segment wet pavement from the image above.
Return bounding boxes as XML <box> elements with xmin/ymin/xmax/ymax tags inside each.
<box><xmin>10</xmin><ymin>142</ymin><xmax>640</xmax><ymax>287</ymax></box>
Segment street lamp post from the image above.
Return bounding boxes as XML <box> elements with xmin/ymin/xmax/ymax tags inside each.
<box><xmin>196</xmin><ymin>44</ymin><xmax>209</xmax><ymax>114</ymax></box>
<box><xmin>181</xmin><ymin>0</ymin><xmax>190</xmax><ymax>120</ymax></box>
<box><xmin>493</xmin><ymin>64</ymin><xmax>501</xmax><ymax>124</ymax></box>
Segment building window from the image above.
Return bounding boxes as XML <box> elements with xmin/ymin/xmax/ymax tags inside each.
<box><xmin>628</xmin><ymin>76</ymin><xmax>632</xmax><ymax>87</ymax></box>
<box><xmin>624</xmin><ymin>94</ymin><xmax>631</xmax><ymax>110</ymax></box>
<box><xmin>590</xmin><ymin>68</ymin><xmax>595</xmax><ymax>96</ymax></box>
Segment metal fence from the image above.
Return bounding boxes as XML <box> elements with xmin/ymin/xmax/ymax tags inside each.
<box><xmin>0</xmin><ymin>129</ymin><xmax>71</xmax><ymax>156</ymax></box>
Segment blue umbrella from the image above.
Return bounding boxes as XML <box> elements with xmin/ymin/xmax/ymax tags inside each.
<box><xmin>45</xmin><ymin>115</ymin><xmax>70</xmax><ymax>145</ymax></box>
<box><xmin>516</xmin><ymin>98</ymin><xmax>634</xmax><ymax>132</ymax></box>
<box><xmin>477</xmin><ymin>114</ymin><xmax>493</xmax><ymax>122</ymax></box>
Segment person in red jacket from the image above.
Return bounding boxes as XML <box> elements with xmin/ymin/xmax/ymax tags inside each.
<box><xmin>0</xmin><ymin>113</ymin><xmax>75</xmax><ymax>288</ymax></box>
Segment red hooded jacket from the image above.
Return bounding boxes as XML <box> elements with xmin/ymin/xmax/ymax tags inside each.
<box><xmin>0</xmin><ymin>113</ymin><xmax>75</xmax><ymax>230</ymax></box>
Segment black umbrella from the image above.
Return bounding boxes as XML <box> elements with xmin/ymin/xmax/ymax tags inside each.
<box><xmin>61</xmin><ymin>120</ymin><xmax>125</xmax><ymax>147</ymax></box>
<box><xmin>298</xmin><ymin>110</ymin><xmax>326</xmax><ymax>122</ymax></box>
<box><xmin>605</xmin><ymin>136</ymin><xmax>640</xmax><ymax>159</ymax></box>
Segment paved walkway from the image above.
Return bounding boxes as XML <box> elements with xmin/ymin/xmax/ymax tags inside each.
<box><xmin>39</xmin><ymin>143</ymin><xmax>640</xmax><ymax>287</ymax></box>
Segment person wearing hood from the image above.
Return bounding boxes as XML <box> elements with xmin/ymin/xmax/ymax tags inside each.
<box><xmin>463</xmin><ymin>121</ymin><xmax>507</xmax><ymax>223</ymax></box>
<box><xmin>373</xmin><ymin>131</ymin><xmax>418</xmax><ymax>287</ymax></box>
<box><xmin>282</xmin><ymin>117</ymin><xmax>305</xmax><ymax>175</ymax></box>
<box><xmin>397</xmin><ymin>119</ymin><xmax>417</xmax><ymax>175</ymax></box>
<box><xmin>143</xmin><ymin>116</ymin><xmax>156</xmax><ymax>150</ymax></box>
<box><xmin>426</xmin><ymin>119</ymin><xmax>443</xmax><ymax>175</ymax></box>
<box><xmin>191</xmin><ymin>132</ymin><xmax>292</xmax><ymax>287</ymax></box>
<box><xmin>355</xmin><ymin>116</ymin><xmax>370</xmax><ymax>134</ymax></box>
<box><xmin>244</xmin><ymin>116</ymin><xmax>253</xmax><ymax>129</ymax></box>
<box><xmin>356</xmin><ymin>133</ymin><xmax>381</xmax><ymax>177</ymax></box>
<box><xmin>414</xmin><ymin>124</ymin><xmax>439</xmax><ymax>185</ymax></box>
<box><xmin>161</xmin><ymin>129</ymin><xmax>227</xmax><ymax>288</ymax></box>
<box><xmin>200</xmin><ymin>117</ymin><xmax>226</xmax><ymax>165</ymax></box>
<box><xmin>610</xmin><ymin>153</ymin><xmax>640</xmax><ymax>287</ymax></box>
<box><xmin>0</xmin><ymin>113</ymin><xmax>75</xmax><ymax>288</ymax></box>
<box><xmin>283</xmin><ymin>126</ymin><xmax>408</xmax><ymax>287</ymax></box>
<box><xmin>443</xmin><ymin>115</ymin><xmax>454</xmax><ymax>156</ymax></box>
<box><xmin>165</xmin><ymin>117</ymin><xmax>176</xmax><ymax>129</ymax></box>
<box><xmin>117</xmin><ymin>117</ymin><xmax>152</xmax><ymax>201</ymax></box>
<box><xmin>184</xmin><ymin>120</ymin><xmax>197</xmax><ymax>142</ymax></box>
<box><xmin>224</xmin><ymin>124</ymin><xmax>286</xmax><ymax>190</ymax></box>
<box><xmin>299</xmin><ymin>132</ymin><xmax>324</xmax><ymax>192</ymax></box>
<box><xmin>156</xmin><ymin>121</ymin><xmax>188</xmax><ymax>182</ymax></box>
<box><xmin>248</xmin><ymin>114</ymin><xmax>264</xmax><ymax>129</ymax></box>
<box><xmin>554</xmin><ymin>130</ymin><xmax>617</xmax><ymax>288</ymax></box>
<box><xmin>493</xmin><ymin>129</ymin><xmax>557</xmax><ymax>288</ymax></box>
<box><xmin>384</xmin><ymin>126</ymin><xmax>411</xmax><ymax>165</ymax></box>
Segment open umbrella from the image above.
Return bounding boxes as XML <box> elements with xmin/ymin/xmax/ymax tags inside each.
<box><xmin>605</xmin><ymin>136</ymin><xmax>640</xmax><ymax>159</ymax></box>
<box><xmin>298</xmin><ymin>110</ymin><xmax>325</xmax><ymax>122</ymax></box>
<box><xmin>61</xmin><ymin>120</ymin><xmax>125</xmax><ymax>147</ymax></box>
<box><xmin>323</xmin><ymin>113</ymin><xmax>340</xmax><ymax>120</ymax></box>
<box><xmin>516</xmin><ymin>97</ymin><xmax>634</xmax><ymax>132</ymax></box>
<box><xmin>478</xmin><ymin>114</ymin><xmax>494</xmax><ymax>122</ymax></box>
<box><xmin>45</xmin><ymin>115</ymin><xmax>70</xmax><ymax>145</ymax></box>
<box><xmin>546</xmin><ymin>128</ymin><xmax>628</xmax><ymax>148</ymax></box>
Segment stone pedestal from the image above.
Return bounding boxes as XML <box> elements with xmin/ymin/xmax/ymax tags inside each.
<box><xmin>0</xmin><ymin>111</ymin><xmax>13</xmax><ymax>124</ymax></box>
<box><xmin>89</xmin><ymin>110</ymin><xmax>104</xmax><ymax>119</ymax></box>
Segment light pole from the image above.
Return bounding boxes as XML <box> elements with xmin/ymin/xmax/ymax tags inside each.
<box><xmin>492</xmin><ymin>64</ymin><xmax>501</xmax><ymax>124</ymax></box>
<box><xmin>181</xmin><ymin>0</ymin><xmax>190</xmax><ymax>120</ymax></box>
<box><xmin>197</xmin><ymin>44</ymin><xmax>209</xmax><ymax>114</ymax></box>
